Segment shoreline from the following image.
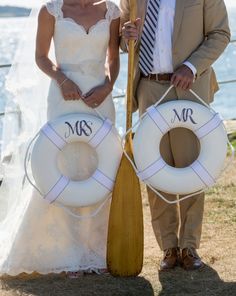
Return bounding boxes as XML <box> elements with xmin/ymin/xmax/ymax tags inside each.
<box><xmin>0</xmin><ymin>6</ymin><xmax>31</xmax><ymax>18</ymax></box>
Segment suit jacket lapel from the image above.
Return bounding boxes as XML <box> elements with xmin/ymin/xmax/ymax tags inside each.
<box><xmin>172</xmin><ymin>0</ymin><xmax>185</xmax><ymax>48</ymax></box>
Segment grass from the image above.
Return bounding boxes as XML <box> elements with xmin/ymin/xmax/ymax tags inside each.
<box><xmin>0</xmin><ymin>141</ymin><xmax>235</xmax><ymax>295</ymax></box>
<box><xmin>228</xmin><ymin>132</ymin><xmax>236</xmax><ymax>150</ymax></box>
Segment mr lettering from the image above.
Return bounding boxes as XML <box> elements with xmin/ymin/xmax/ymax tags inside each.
<box><xmin>171</xmin><ymin>108</ymin><xmax>197</xmax><ymax>125</ymax></box>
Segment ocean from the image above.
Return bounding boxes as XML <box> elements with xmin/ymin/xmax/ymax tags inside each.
<box><xmin>0</xmin><ymin>2</ymin><xmax>236</xmax><ymax>140</ymax></box>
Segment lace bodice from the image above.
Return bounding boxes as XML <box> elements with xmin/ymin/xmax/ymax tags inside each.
<box><xmin>46</xmin><ymin>0</ymin><xmax>120</xmax><ymax>22</ymax></box>
<box><xmin>46</xmin><ymin>0</ymin><xmax>120</xmax><ymax>87</ymax></box>
<box><xmin>44</xmin><ymin>0</ymin><xmax>120</xmax><ymax>120</ymax></box>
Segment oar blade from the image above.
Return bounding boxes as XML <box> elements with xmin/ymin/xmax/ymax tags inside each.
<box><xmin>107</xmin><ymin>142</ymin><xmax>144</xmax><ymax>277</ymax></box>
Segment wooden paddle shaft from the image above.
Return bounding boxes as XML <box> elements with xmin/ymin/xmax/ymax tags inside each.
<box><xmin>106</xmin><ymin>0</ymin><xmax>143</xmax><ymax>277</ymax></box>
<box><xmin>126</xmin><ymin>0</ymin><xmax>137</xmax><ymax>136</ymax></box>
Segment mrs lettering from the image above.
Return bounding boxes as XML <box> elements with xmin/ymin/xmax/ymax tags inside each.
<box><xmin>64</xmin><ymin>120</ymin><xmax>93</xmax><ymax>138</ymax></box>
<box><xmin>171</xmin><ymin>108</ymin><xmax>197</xmax><ymax>124</ymax></box>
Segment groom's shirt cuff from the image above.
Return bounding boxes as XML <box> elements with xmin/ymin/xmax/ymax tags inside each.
<box><xmin>183</xmin><ymin>61</ymin><xmax>197</xmax><ymax>76</ymax></box>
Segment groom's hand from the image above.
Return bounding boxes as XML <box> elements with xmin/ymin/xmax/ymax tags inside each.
<box><xmin>122</xmin><ymin>18</ymin><xmax>141</xmax><ymax>41</ymax></box>
<box><xmin>171</xmin><ymin>65</ymin><xmax>195</xmax><ymax>91</ymax></box>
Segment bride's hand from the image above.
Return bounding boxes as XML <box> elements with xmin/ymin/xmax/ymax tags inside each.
<box><xmin>82</xmin><ymin>82</ymin><xmax>112</xmax><ymax>108</ymax></box>
<box><xmin>58</xmin><ymin>78</ymin><xmax>82</xmax><ymax>101</ymax></box>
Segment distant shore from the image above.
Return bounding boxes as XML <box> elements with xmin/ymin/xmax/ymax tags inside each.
<box><xmin>0</xmin><ymin>6</ymin><xmax>31</xmax><ymax>18</ymax></box>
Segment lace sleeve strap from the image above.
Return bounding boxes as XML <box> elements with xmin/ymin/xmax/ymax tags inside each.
<box><xmin>106</xmin><ymin>1</ymin><xmax>121</xmax><ymax>22</ymax></box>
<box><xmin>46</xmin><ymin>0</ymin><xmax>63</xmax><ymax>19</ymax></box>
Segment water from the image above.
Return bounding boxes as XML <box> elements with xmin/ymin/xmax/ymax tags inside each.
<box><xmin>0</xmin><ymin>3</ymin><xmax>236</xmax><ymax>140</ymax></box>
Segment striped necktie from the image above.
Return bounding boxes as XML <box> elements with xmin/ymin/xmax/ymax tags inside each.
<box><xmin>139</xmin><ymin>0</ymin><xmax>161</xmax><ymax>75</ymax></box>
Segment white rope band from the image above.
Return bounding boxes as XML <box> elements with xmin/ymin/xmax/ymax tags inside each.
<box><xmin>92</xmin><ymin>169</ymin><xmax>114</xmax><ymax>191</ymax></box>
<box><xmin>58</xmin><ymin>194</ymin><xmax>112</xmax><ymax>220</ymax></box>
<box><xmin>195</xmin><ymin>113</ymin><xmax>222</xmax><ymax>139</ymax></box>
<box><xmin>147</xmin><ymin>106</ymin><xmax>169</xmax><ymax>134</ymax></box>
<box><xmin>138</xmin><ymin>157</ymin><xmax>166</xmax><ymax>181</ymax></box>
<box><xmin>190</xmin><ymin>160</ymin><xmax>215</xmax><ymax>188</ymax></box>
<box><xmin>41</xmin><ymin>124</ymin><xmax>66</xmax><ymax>150</ymax></box>
<box><xmin>44</xmin><ymin>175</ymin><xmax>70</xmax><ymax>203</ymax></box>
<box><xmin>89</xmin><ymin>118</ymin><xmax>113</xmax><ymax>148</ymax></box>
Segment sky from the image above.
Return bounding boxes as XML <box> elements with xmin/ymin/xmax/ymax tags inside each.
<box><xmin>0</xmin><ymin>0</ymin><xmax>234</xmax><ymax>8</ymax></box>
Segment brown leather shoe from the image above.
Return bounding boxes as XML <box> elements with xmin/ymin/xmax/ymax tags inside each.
<box><xmin>182</xmin><ymin>248</ymin><xmax>204</xmax><ymax>270</ymax></box>
<box><xmin>160</xmin><ymin>247</ymin><xmax>180</xmax><ymax>271</ymax></box>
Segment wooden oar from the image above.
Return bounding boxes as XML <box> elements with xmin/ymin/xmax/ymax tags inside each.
<box><xmin>107</xmin><ymin>0</ymin><xmax>144</xmax><ymax>277</ymax></box>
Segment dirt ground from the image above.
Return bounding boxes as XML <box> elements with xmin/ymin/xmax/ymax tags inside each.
<box><xmin>0</xmin><ymin>158</ymin><xmax>236</xmax><ymax>296</ymax></box>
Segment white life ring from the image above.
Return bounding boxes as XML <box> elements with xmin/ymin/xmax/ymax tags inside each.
<box><xmin>133</xmin><ymin>100</ymin><xmax>228</xmax><ymax>195</ymax></box>
<box><xmin>31</xmin><ymin>113</ymin><xmax>122</xmax><ymax>207</ymax></box>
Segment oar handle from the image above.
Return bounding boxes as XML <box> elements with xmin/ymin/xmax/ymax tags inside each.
<box><xmin>126</xmin><ymin>0</ymin><xmax>137</xmax><ymax>139</ymax></box>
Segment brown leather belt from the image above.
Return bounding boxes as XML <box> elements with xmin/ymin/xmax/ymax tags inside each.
<box><xmin>140</xmin><ymin>72</ymin><xmax>173</xmax><ymax>81</ymax></box>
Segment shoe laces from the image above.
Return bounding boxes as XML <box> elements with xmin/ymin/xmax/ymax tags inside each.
<box><xmin>164</xmin><ymin>248</ymin><xmax>177</xmax><ymax>258</ymax></box>
<box><xmin>186</xmin><ymin>248</ymin><xmax>199</xmax><ymax>259</ymax></box>
<box><xmin>164</xmin><ymin>249</ymin><xmax>172</xmax><ymax>258</ymax></box>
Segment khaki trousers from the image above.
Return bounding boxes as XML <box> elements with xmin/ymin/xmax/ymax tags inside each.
<box><xmin>137</xmin><ymin>78</ymin><xmax>205</xmax><ymax>250</ymax></box>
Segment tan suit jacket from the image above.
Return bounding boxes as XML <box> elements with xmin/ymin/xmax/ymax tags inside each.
<box><xmin>120</xmin><ymin>0</ymin><xmax>231</xmax><ymax>112</ymax></box>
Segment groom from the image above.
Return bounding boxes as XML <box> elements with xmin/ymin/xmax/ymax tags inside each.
<box><xmin>120</xmin><ymin>0</ymin><xmax>230</xmax><ymax>270</ymax></box>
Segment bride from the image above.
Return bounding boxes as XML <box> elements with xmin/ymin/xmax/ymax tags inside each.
<box><xmin>0</xmin><ymin>0</ymin><xmax>120</xmax><ymax>277</ymax></box>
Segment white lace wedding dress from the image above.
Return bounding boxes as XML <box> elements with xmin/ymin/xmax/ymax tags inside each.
<box><xmin>0</xmin><ymin>0</ymin><xmax>120</xmax><ymax>276</ymax></box>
